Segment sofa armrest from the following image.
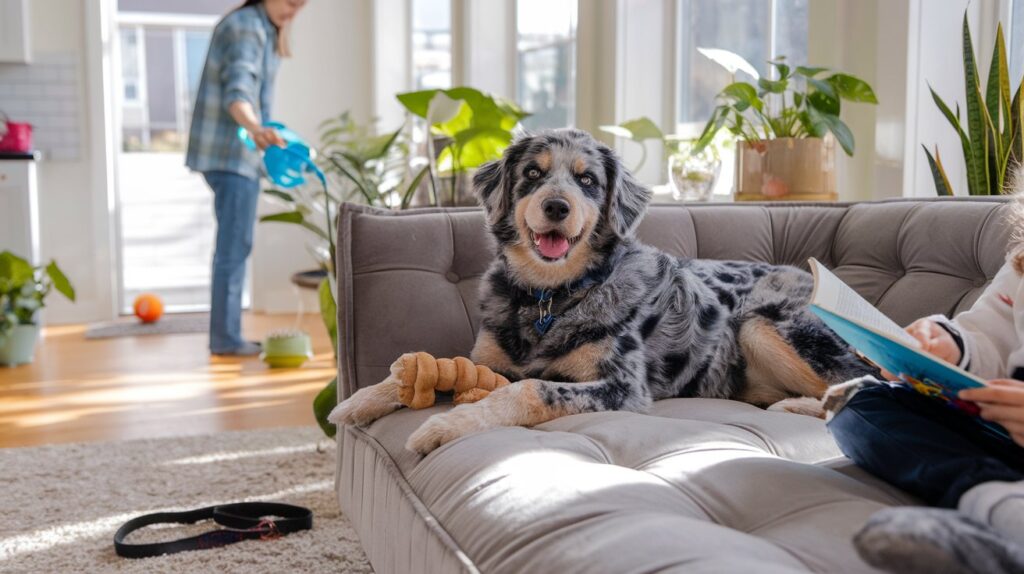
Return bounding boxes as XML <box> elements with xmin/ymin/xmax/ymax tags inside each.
<box><xmin>335</xmin><ymin>203</ymin><xmax>494</xmax><ymax>400</ymax></box>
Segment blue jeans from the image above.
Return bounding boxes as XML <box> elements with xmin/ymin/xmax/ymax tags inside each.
<box><xmin>203</xmin><ymin>171</ymin><xmax>260</xmax><ymax>353</ymax></box>
<box><xmin>828</xmin><ymin>384</ymin><xmax>1024</xmax><ymax>508</ymax></box>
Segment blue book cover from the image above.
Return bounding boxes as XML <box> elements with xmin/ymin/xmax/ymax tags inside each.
<box><xmin>807</xmin><ymin>259</ymin><xmax>1009</xmax><ymax>439</ymax></box>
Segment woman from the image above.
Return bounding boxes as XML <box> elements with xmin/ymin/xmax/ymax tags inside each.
<box><xmin>186</xmin><ymin>0</ymin><xmax>307</xmax><ymax>355</ymax></box>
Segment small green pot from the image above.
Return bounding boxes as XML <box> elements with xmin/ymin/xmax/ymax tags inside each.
<box><xmin>261</xmin><ymin>331</ymin><xmax>313</xmax><ymax>368</ymax></box>
<box><xmin>0</xmin><ymin>324</ymin><xmax>40</xmax><ymax>367</ymax></box>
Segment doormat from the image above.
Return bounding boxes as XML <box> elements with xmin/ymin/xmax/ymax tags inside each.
<box><xmin>85</xmin><ymin>313</ymin><xmax>209</xmax><ymax>339</ymax></box>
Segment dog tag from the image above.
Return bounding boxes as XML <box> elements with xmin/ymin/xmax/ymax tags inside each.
<box><xmin>534</xmin><ymin>314</ymin><xmax>554</xmax><ymax>335</ymax></box>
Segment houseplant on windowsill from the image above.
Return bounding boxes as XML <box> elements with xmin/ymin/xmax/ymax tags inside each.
<box><xmin>923</xmin><ymin>13</ymin><xmax>1022</xmax><ymax>196</ymax></box>
<box><xmin>693</xmin><ymin>48</ymin><xmax>878</xmax><ymax>201</ymax></box>
<box><xmin>0</xmin><ymin>251</ymin><xmax>75</xmax><ymax>367</ymax></box>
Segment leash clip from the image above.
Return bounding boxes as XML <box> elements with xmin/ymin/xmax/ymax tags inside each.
<box><xmin>256</xmin><ymin>518</ymin><xmax>281</xmax><ymax>541</ymax></box>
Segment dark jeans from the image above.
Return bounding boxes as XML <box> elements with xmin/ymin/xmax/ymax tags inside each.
<box><xmin>203</xmin><ymin>170</ymin><xmax>260</xmax><ymax>353</ymax></box>
<box><xmin>828</xmin><ymin>384</ymin><xmax>1024</xmax><ymax>508</ymax></box>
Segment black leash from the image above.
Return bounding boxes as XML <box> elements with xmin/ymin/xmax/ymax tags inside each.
<box><xmin>114</xmin><ymin>502</ymin><xmax>312</xmax><ymax>558</ymax></box>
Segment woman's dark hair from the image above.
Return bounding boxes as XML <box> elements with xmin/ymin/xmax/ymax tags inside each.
<box><xmin>234</xmin><ymin>0</ymin><xmax>291</xmax><ymax>57</ymax></box>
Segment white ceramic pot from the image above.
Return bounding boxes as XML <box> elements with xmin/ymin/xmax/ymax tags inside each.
<box><xmin>0</xmin><ymin>323</ymin><xmax>40</xmax><ymax>366</ymax></box>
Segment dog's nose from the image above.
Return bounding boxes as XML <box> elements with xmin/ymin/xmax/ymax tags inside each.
<box><xmin>542</xmin><ymin>198</ymin><xmax>571</xmax><ymax>222</ymax></box>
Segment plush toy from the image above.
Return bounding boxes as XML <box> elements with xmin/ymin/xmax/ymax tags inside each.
<box><xmin>393</xmin><ymin>352</ymin><xmax>510</xmax><ymax>409</ymax></box>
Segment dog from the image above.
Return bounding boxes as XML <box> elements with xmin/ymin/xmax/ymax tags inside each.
<box><xmin>329</xmin><ymin>128</ymin><xmax>875</xmax><ymax>454</ymax></box>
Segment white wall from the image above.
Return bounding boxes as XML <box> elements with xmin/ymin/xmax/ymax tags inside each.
<box><xmin>809</xmin><ymin>0</ymin><xmax>879</xmax><ymax>201</ymax></box>
<box><xmin>28</xmin><ymin>0</ymin><xmax>117</xmax><ymax>324</ymax></box>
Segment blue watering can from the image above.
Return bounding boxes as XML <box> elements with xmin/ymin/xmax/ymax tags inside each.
<box><xmin>238</xmin><ymin>122</ymin><xmax>325</xmax><ymax>188</ymax></box>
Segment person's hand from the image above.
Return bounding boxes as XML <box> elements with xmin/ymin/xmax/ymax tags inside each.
<box><xmin>879</xmin><ymin>318</ymin><xmax>962</xmax><ymax>380</ymax></box>
<box><xmin>248</xmin><ymin>126</ymin><xmax>285</xmax><ymax>150</ymax></box>
<box><xmin>960</xmin><ymin>380</ymin><xmax>1024</xmax><ymax>447</ymax></box>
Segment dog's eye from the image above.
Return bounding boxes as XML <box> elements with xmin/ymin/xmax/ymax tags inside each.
<box><xmin>579</xmin><ymin>174</ymin><xmax>594</xmax><ymax>187</ymax></box>
<box><xmin>526</xmin><ymin>168</ymin><xmax>542</xmax><ymax>180</ymax></box>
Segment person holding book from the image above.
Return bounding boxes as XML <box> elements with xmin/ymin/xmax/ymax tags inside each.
<box><xmin>826</xmin><ymin>237</ymin><xmax>1024</xmax><ymax>572</ymax></box>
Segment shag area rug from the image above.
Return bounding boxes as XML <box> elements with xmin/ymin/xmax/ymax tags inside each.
<box><xmin>0</xmin><ymin>427</ymin><xmax>372</xmax><ymax>573</ymax></box>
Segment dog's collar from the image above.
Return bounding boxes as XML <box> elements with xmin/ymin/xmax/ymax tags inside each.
<box><xmin>528</xmin><ymin>268</ymin><xmax>609</xmax><ymax>336</ymax></box>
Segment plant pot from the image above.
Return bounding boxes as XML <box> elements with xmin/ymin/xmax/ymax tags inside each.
<box><xmin>261</xmin><ymin>331</ymin><xmax>313</xmax><ymax>369</ymax></box>
<box><xmin>0</xmin><ymin>324</ymin><xmax>40</xmax><ymax>366</ymax></box>
<box><xmin>735</xmin><ymin>137</ymin><xmax>837</xmax><ymax>201</ymax></box>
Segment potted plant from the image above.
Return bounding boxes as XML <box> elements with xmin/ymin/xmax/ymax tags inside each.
<box><xmin>694</xmin><ymin>48</ymin><xmax>877</xmax><ymax>201</ymax></box>
<box><xmin>924</xmin><ymin>13</ymin><xmax>1022</xmax><ymax>196</ymax></box>
<box><xmin>0</xmin><ymin>251</ymin><xmax>74</xmax><ymax>366</ymax></box>
<box><xmin>396</xmin><ymin>87</ymin><xmax>529</xmax><ymax>206</ymax></box>
<box><xmin>600</xmin><ymin>116</ymin><xmax>728</xmax><ymax>202</ymax></box>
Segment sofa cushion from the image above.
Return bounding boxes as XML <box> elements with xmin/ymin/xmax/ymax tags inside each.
<box><xmin>349</xmin><ymin>399</ymin><xmax>916</xmax><ymax>573</ymax></box>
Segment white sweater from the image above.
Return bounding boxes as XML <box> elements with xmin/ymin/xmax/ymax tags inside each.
<box><xmin>936</xmin><ymin>256</ymin><xmax>1024</xmax><ymax>381</ymax></box>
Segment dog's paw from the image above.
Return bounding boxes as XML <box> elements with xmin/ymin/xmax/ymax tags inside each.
<box><xmin>768</xmin><ymin>396</ymin><xmax>827</xmax><ymax>418</ymax></box>
<box><xmin>327</xmin><ymin>379</ymin><xmax>403</xmax><ymax>427</ymax></box>
<box><xmin>405</xmin><ymin>406</ymin><xmax>490</xmax><ymax>455</ymax></box>
<box><xmin>821</xmin><ymin>375</ymin><xmax>885</xmax><ymax>421</ymax></box>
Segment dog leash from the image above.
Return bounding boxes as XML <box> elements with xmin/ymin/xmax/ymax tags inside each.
<box><xmin>114</xmin><ymin>502</ymin><xmax>312</xmax><ymax>558</ymax></box>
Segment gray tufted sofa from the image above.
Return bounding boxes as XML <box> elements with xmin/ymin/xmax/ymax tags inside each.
<box><xmin>334</xmin><ymin>198</ymin><xmax>1012</xmax><ymax>574</ymax></box>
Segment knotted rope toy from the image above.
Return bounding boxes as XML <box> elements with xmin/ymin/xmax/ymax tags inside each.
<box><xmin>392</xmin><ymin>352</ymin><xmax>510</xmax><ymax>409</ymax></box>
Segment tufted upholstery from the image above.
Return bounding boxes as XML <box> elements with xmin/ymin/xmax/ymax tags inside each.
<box><xmin>335</xmin><ymin>198</ymin><xmax>1013</xmax><ymax>573</ymax></box>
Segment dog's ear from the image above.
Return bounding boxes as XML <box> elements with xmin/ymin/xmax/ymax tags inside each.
<box><xmin>473</xmin><ymin>158</ymin><xmax>510</xmax><ymax>225</ymax></box>
<box><xmin>600</xmin><ymin>145</ymin><xmax>652</xmax><ymax>238</ymax></box>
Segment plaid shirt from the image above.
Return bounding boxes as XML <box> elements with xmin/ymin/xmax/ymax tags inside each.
<box><xmin>185</xmin><ymin>4</ymin><xmax>279</xmax><ymax>180</ymax></box>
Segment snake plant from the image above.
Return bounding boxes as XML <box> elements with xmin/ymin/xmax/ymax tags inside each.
<box><xmin>925</xmin><ymin>12</ymin><xmax>1024</xmax><ymax>196</ymax></box>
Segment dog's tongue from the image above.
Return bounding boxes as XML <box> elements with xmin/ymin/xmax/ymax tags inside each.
<box><xmin>537</xmin><ymin>232</ymin><xmax>570</xmax><ymax>259</ymax></box>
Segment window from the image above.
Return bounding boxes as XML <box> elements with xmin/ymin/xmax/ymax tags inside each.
<box><xmin>120</xmin><ymin>27</ymin><xmax>143</xmax><ymax>105</ymax></box>
<box><xmin>517</xmin><ymin>0</ymin><xmax>578</xmax><ymax>130</ymax></box>
<box><xmin>675</xmin><ymin>0</ymin><xmax>807</xmax><ymax>194</ymax></box>
<box><xmin>676</xmin><ymin>0</ymin><xmax>808</xmax><ymax>128</ymax></box>
<box><xmin>412</xmin><ymin>0</ymin><xmax>452</xmax><ymax>90</ymax></box>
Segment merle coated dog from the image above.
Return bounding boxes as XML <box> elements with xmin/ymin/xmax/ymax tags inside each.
<box><xmin>330</xmin><ymin>128</ymin><xmax>873</xmax><ymax>454</ymax></box>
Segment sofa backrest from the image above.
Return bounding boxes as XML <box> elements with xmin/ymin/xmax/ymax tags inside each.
<box><xmin>336</xmin><ymin>198</ymin><xmax>1012</xmax><ymax>398</ymax></box>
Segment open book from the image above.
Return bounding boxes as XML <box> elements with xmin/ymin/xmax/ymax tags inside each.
<box><xmin>807</xmin><ymin>258</ymin><xmax>1008</xmax><ymax>438</ymax></box>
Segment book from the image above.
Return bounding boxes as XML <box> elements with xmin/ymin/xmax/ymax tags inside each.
<box><xmin>807</xmin><ymin>258</ymin><xmax>1009</xmax><ymax>439</ymax></box>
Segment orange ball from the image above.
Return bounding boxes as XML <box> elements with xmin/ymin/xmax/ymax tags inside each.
<box><xmin>133</xmin><ymin>293</ymin><xmax>164</xmax><ymax>324</ymax></box>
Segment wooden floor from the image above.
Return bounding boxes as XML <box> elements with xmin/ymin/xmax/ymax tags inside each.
<box><xmin>0</xmin><ymin>313</ymin><xmax>335</xmax><ymax>448</ymax></box>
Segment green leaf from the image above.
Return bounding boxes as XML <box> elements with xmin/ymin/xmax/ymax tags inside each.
<box><xmin>260</xmin><ymin>211</ymin><xmax>305</xmax><ymax>224</ymax></box>
<box><xmin>318</xmin><ymin>277</ymin><xmax>337</xmax><ymax>358</ymax></box>
<box><xmin>807</xmin><ymin>78</ymin><xmax>840</xmax><ymax>115</ymax></box>
<box><xmin>795</xmin><ymin>66</ymin><xmax>830</xmax><ymax>77</ymax></box>
<box><xmin>599</xmin><ymin>116</ymin><xmax>664</xmax><ymax>142</ymax></box>
<box><xmin>807</xmin><ymin>106</ymin><xmax>855</xmax><ymax>155</ymax></box>
<box><xmin>313</xmin><ymin>377</ymin><xmax>338</xmax><ymax>438</ymax></box>
<box><xmin>395</xmin><ymin>89</ymin><xmax>438</xmax><ymax>118</ymax></box>
<box><xmin>45</xmin><ymin>261</ymin><xmax>75</xmax><ymax>302</ymax></box>
<box><xmin>694</xmin><ymin>107</ymin><xmax>728</xmax><ymax>152</ymax></box>
<box><xmin>827</xmin><ymin>73</ymin><xmax>878</xmax><ymax>104</ymax></box>
<box><xmin>401</xmin><ymin>165</ymin><xmax>431</xmax><ymax>210</ymax></box>
<box><xmin>963</xmin><ymin>12</ymin><xmax>990</xmax><ymax>195</ymax></box>
<box><xmin>808</xmin><ymin>91</ymin><xmax>840</xmax><ymax>115</ymax></box>
<box><xmin>923</xmin><ymin>145</ymin><xmax>954</xmax><ymax>196</ymax></box>
<box><xmin>757</xmin><ymin>77</ymin><xmax>787</xmax><ymax>94</ymax></box>
<box><xmin>1011</xmin><ymin>83</ymin><xmax>1023</xmax><ymax>168</ymax></box>
<box><xmin>721</xmin><ymin>82</ymin><xmax>763</xmax><ymax>112</ymax></box>
<box><xmin>438</xmin><ymin>127</ymin><xmax>513</xmax><ymax>171</ymax></box>
<box><xmin>0</xmin><ymin>252</ymin><xmax>32</xmax><ymax>296</ymax></box>
<box><xmin>263</xmin><ymin>188</ymin><xmax>295</xmax><ymax>204</ymax></box>
<box><xmin>769</xmin><ymin>60</ymin><xmax>791</xmax><ymax>80</ymax></box>
<box><xmin>930</xmin><ymin>85</ymin><xmax>978</xmax><ymax>192</ymax></box>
